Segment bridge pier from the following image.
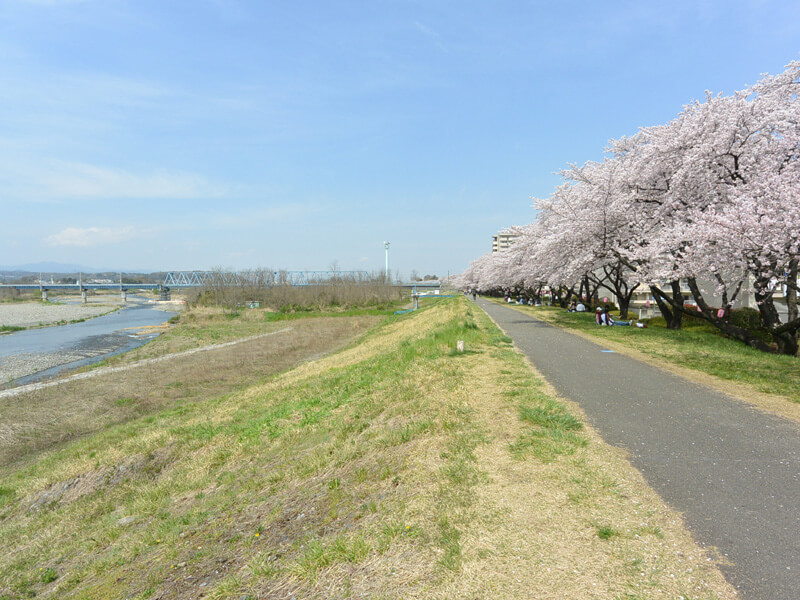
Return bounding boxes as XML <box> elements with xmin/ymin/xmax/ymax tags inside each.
<box><xmin>41</xmin><ymin>289</ymin><xmax>48</xmax><ymax>302</ymax></box>
<box><xmin>81</xmin><ymin>288</ymin><xmax>87</xmax><ymax>304</ymax></box>
<box><xmin>121</xmin><ymin>288</ymin><xmax>127</xmax><ymax>303</ymax></box>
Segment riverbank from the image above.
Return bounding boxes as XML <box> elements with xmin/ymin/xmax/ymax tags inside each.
<box><xmin>0</xmin><ymin>299</ymin><xmax>182</xmax><ymax>387</ymax></box>
<box><xmin>0</xmin><ymin>300</ymin><xmax>116</xmax><ymax>330</ymax></box>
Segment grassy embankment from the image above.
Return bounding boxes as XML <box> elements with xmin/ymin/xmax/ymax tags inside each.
<box><xmin>495</xmin><ymin>302</ymin><xmax>800</xmax><ymax>418</ymax></box>
<box><xmin>0</xmin><ymin>307</ymin><xmax>385</xmax><ymax>467</ymax></box>
<box><xmin>102</xmin><ymin>305</ymin><xmax>399</xmax><ymax>366</ymax></box>
<box><xmin>0</xmin><ymin>298</ymin><xmax>735</xmax><ymax>599</ymax></box>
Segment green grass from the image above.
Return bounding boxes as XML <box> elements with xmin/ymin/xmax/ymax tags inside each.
<box><xmin>0</xmin><ymin>325</ymin><xmax>25</xmax><ymax>333</ymax></box>
<box><xmin>495</xmin><ymin>354</ymin><xmax>588</xmax><ymax>463</ymax></box>
<box><xmin>0</xmin><ymin>299</ymin><xmax>496</xmax><ymax>598</ymax></box>
<box><xmin>596</xmin><ymin>524</ymin><xmax>620</xmax><ymax>540</ymax></box>
<box><xmin>94</xmin><ymin>304</ymin><xmax>402</xmax><ymax>368</ymax></box>
<box><xmin>262</xmin><ymin>303</ymin><xmax>405</xmax><ymax>322</ymax></box>
<box><xmin>503</xmin><ymin>303</ymin><xmax>800</xmax><ymax>401</ymax></box>
<box><xmin>0</xmin><ymin>298</ymin><xmax>734</xmax><ymax>599</ymax></box>
<box><xmin>39</xmin><ymin>568</ymin><xmax>58</xmax><ymax>584</ymax></box>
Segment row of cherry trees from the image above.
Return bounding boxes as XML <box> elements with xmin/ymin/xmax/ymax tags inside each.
<box><xmin>453</xmin><ymin>62</ymin><xmax>800</xmax><ymax>355</ymax></box>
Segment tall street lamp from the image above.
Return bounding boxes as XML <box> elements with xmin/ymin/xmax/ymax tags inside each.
<box><xmin>384</xmin><ymin>241</ymin><xmax>390</xmax><ymax>280</ymax></box>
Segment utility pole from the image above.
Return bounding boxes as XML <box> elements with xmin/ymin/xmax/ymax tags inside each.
<box><xmin>383</xmin><ymin>241</ymin><xmax>390</xmax><ymax>281</ymax></box>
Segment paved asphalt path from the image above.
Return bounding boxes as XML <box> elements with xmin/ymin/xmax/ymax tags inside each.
<box><xmin>476</xmin><ymin>299</ymin><xmax>800</xmax><ymax>600</ymax></box>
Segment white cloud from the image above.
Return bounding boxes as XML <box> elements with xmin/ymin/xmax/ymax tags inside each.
<box><xmin>0</xmin><ymin>157</ymin><xmax>229</xmax><ymax>201</ymax></box>
<box><xmin>43</xmin><ymin>161</ymin><xmax>228</xmax><ymax>200</ymax></box>
<box><xmin>45</xmin><ymin>226</ymin><xmax>142</xmax><ymax>247</ymax></box>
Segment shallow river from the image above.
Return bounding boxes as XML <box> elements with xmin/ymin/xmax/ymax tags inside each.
<box><xmin>0</xmin><ymin>300</ymin><xmax>177</xmax><ymax>387</ymax></box>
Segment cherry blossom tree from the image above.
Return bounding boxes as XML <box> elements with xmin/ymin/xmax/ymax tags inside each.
<box><xmin>615</xmin><ymin>61</ymin><xmax>800</xmax><ymax>353</ymax></box>
<box><xmin>453</xmin><ymin>60</ymin><xmax>800</xmax><ymax>354</ymax></box>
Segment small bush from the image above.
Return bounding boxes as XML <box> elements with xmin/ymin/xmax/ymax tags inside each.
<box><xmin>729</xmin><ymin>307</ymin><xmax>764</xmax><ymax>331</ymax></box>
<box><xmin>645</xmin><ymin>309</ymin><xmax>712</xmax><ymax>330</ymax></box>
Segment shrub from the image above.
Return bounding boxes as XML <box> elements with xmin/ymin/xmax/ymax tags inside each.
<box><xmin>189</xmin><ymin>269</ymin><xmax>403</xmax><ymax>312</ymax></box>
<box><xmin>728</xmin><ymin>307</ymin><xmax>764</xmax><ymax>332</ymax></box>
<box><xmin>728</xmin><ymin>307</ymin><xmax>771</xmax><ymax>342</ymax></box>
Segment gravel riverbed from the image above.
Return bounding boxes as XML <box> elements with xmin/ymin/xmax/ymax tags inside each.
<box><xmin>0</xmin><ymin>301</ymin><xmax>116</xmax><ymax>328</ymax></box>
<box><xmin>0</xmin><ymin>297</ymin><xmax>182</xmax><ymax>386</ymax></box>
<box><xmin>0</xmin><ymin>351</ymin><xmax>87</xmax><ymax>384</ymax></box>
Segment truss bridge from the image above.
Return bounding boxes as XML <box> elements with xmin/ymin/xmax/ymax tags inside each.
<box><xmin>162</xmin><ymin>270</ymin><xmax>372</xmax><ymax>287</ymax></box>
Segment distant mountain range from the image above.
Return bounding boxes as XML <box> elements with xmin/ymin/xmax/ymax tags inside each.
<box><xmin>0</xmin><ymin>262</ymin><xmax>98</xmax><ymax>273</ymax></box>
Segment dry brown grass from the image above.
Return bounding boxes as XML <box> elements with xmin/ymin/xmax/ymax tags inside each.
<box><xmin>187</xmin><ymin>273</ymin><xmax>402</xmax><ymax>311</ymax></box>
<box><xmin>0</xmin><ymin>316</ymin><xmax>378</xmax><ymax>469</ymax></box>
<box><xmin>440</xmin><ymin>350</ymin><xmax>737</xmax><ymax>599</ymax></box>
<box><xmin>272</xmin><ymin>300</ymin><xmax>460</xmax><ymax>389</ymax></box>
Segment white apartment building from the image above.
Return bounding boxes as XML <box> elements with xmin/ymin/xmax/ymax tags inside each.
<box><xmin>492</xmin><ymin>231</ymin><xmax>519</xmax><ymax>253</ymax></box>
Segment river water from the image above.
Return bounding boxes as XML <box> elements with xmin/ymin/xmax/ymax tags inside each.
<box><xmin>0</xmin><ymin>299</ymin><xmax>178</xmax><ymax>388</ymax></box>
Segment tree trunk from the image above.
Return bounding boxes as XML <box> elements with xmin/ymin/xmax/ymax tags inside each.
<box><xmin>755</xmin><ymin>285</ymin><xmax>799</xmax><ymax>356</ymax></box>
<box><xmin>596</xmin><ymin>263</ymin><xmax>639</xmax><ymax>319</ymax></box>
<box><xmin>685</xmin><ymin>278</ymin><xmax>780</xmax><ymax>354</ymax></box>
<box><xmin>581</xmin><ymin>274</ymin><xmax>601</xmax><ymax>310</ymax></box>
<box><xmin>561</xmin><ymin>285</ymin><xmax>577</xmax><ymax>308</ymax></box>
<box><xmin>787</xmin><ymin>277</ymin><xmax>799</xmax><ymax>324</ymax></box>
<box><xmin>650</xmin><ymin>282</ymin><xmax>684</xmax><ymax>329</ymax></box>
<box><xmin>785</xmin><ymin>260</ymin><xmax>799</xmax><ymax>352</ymax></box>
<box><xmin>616</xmin><ymin>283</ymin><xmax>639</xmax><ymax>319</ymax></box>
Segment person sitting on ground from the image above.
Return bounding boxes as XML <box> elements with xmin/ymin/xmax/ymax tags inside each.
<box><xmin>602</xmin><ymin>306</ymin><xmax>634</xmax><ymax>326</ymax></box>
<box><xmin>576</xmin><ymin>301</ymin><xmax>586</xmax><ymax>312</ymax></box>
<box><xmin>595</xmin><ymin>306</ymin><xmax>604</xmax><ymax>325</ymax></box>
<box><xmin>568</xmin><ymin>301</ymin><xmax>577</xmax><ymax>312</ymax></box>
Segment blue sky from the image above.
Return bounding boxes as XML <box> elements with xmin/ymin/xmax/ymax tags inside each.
<box><xmin>1</xmin><ymin>0</ymin><xmax>798</xmax><ymax>276</ymax></box>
